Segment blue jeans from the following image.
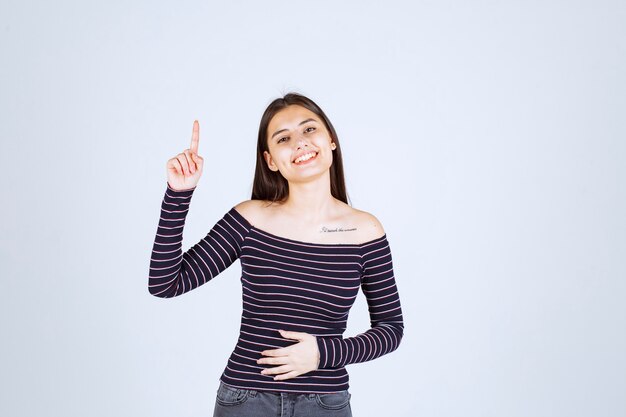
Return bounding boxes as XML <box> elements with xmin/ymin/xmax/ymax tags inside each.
<box><xmin>212</xmin><ymin>380</ymin><xmax>353</xmax><ymax>417</ymax></box>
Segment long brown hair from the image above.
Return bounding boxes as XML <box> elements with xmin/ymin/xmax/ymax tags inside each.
<box><xmin>251</xmin><ymin>92</ymin><xmax>350</xmax><ymax>205</ymax></box>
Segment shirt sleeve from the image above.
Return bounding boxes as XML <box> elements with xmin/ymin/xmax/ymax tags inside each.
<box><xmin>315</xmin><ymin>235</ymin><xmax>404</xmax><ymax>368</ymax></box>
<box><xmin>148</xmin><ymin>182</ymin><xmax>249</xmax><ymax>298</ymax></box>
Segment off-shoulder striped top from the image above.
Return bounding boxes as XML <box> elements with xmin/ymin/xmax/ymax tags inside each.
<box><xmin>148</xmin><ymin>183</ymin><xmax>404</xmax><ymax>394</ymax></box>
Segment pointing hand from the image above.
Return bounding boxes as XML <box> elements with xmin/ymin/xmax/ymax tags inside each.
<box><xmin>166</xmin><ymin>120</ymin><xmax>204</xmax><ymax>191</ymax></box>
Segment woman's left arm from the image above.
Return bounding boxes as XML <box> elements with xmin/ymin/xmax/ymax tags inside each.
<box><xmin>316</xmin><ymin>234</ymin><xmax>405</xmax><ymax>369</ymax></box>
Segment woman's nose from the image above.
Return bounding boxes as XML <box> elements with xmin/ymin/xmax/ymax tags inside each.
<box><xmin>295</xmin><ymin>134</ymin><xmax>310</xmax><ymax>147</ymax></box>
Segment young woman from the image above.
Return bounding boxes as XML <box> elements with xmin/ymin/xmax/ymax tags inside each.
<box><xmin>149</xmin><ymin>93</ymin><xmax>404</xmax><ymax>417</ymax></box>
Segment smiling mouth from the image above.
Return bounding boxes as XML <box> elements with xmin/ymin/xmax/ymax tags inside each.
<box><xmin>293</xmin><ymin>151</ymin><xmax>319</xmax><ymax>165</ymax></box>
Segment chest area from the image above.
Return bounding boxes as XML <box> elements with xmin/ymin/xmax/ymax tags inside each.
<box><xmin>249</xmin><ymin>205</ymin><xmax>366</xmax><ymax>245</ymax></box>
<box><xmin>239</xmin><ymin>231</ymin><xmax>363</xmax><ymax>311</ymax></box>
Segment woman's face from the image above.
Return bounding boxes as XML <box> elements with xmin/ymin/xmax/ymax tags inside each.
<box><xmin>264</xmin><ymin>104</ymin><xmax>335</xmax><ymax>182</ymax></box>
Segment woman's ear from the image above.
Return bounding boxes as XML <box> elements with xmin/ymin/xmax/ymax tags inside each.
<box><xmin>263</xmin><ymin>150</ymin><xmax>278</xmax><ymax>171</ymax></box>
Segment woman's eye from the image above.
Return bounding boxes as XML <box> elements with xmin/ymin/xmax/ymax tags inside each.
<box><xmin>277</xmin><ymin>127</ymin><xmax>314</xmax><ymax>143</ymax></box>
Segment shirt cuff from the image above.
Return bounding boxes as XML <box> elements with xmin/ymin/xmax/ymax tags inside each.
<box><xmin>166</xmin><ymin>181</ymin><xmax>197</xmax><ymax>195</ymax></box>
<box><xmin>316</xmin><ymin>336</ymin><xmax>341</xmax><ymax>369</ymax></box>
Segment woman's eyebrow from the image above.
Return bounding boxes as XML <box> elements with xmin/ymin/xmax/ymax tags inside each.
<box><xmin>271</xmin><ymin>118</ymin><xmax>317</xmax><ymax>140</ymax></box>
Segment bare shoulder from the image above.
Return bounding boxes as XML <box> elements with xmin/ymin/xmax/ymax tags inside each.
<box><xmin>233</xmin><ymin>199</ymin><xmax>261</xmax><ymax>214</ymax></box>
<box><xmin>233</xmin><ymin>199</ymin><xmax>386</xmax><ymax>244</ymax></box>
<box><xmin>349</xmin><ymin>207</ymin><xmax>386</xmax><ymax>242</ymax></box>
<box><xmin>232</xmin><ymin>199</ymin><xmax>272</xmax><ymax>225</ymax></box>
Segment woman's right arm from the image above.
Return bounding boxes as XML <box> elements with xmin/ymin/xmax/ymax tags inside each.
<box><xmin>147</xmin><ymin>183</ymin><xmax>248</xmax><ymax>298</ymax></box>
<box><xmin>147</xmin><ymin>120</ymin><xmax>246</xmax><ymax>298</ymax></box>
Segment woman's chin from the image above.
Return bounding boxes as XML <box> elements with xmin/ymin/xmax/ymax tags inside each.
<box><xmin>285</xmin><ymin>166</ymin><xmax>332</xmax><ymax>182</ymax></box>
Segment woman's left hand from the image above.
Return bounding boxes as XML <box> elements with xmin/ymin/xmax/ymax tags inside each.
<box><xmin>257</xmin><ymin>330</ymin><xmax>320</xmax><ymax>380</ymax></box>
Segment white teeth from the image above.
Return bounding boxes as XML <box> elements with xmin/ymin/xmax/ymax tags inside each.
<box><xmin>294</xmin><ymin>152</ymin><xmax>317</xmax><ymax>163</ymax></box>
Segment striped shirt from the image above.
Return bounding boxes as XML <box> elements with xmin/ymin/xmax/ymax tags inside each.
<box><xmin>149</xmin><ymin>183</ymin><xmax>404</xmax><ymax>393</ymax></box>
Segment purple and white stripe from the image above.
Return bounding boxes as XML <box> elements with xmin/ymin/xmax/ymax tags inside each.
<box><xmin>148</xmin><ymin>183</ymin><xmax>404</xmax><ymax>393</ymax></box>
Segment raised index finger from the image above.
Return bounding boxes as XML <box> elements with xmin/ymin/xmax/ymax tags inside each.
<box><xmin>190</xmin><ymin>120</ymin><xmax>199</xmax><ymax>154</ymax></box>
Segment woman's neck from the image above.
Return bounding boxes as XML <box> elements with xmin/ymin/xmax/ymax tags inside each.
<box><xmin>280</xmin><ymin>173</ymin><xmax>339</xmax><ymax>222</ymax></box>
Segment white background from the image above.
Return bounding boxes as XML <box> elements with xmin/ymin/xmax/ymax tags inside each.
<box><xmin>1</xmin><ymin>1</ymin><xmax>624</xmax><ymax>416</ymax></box>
